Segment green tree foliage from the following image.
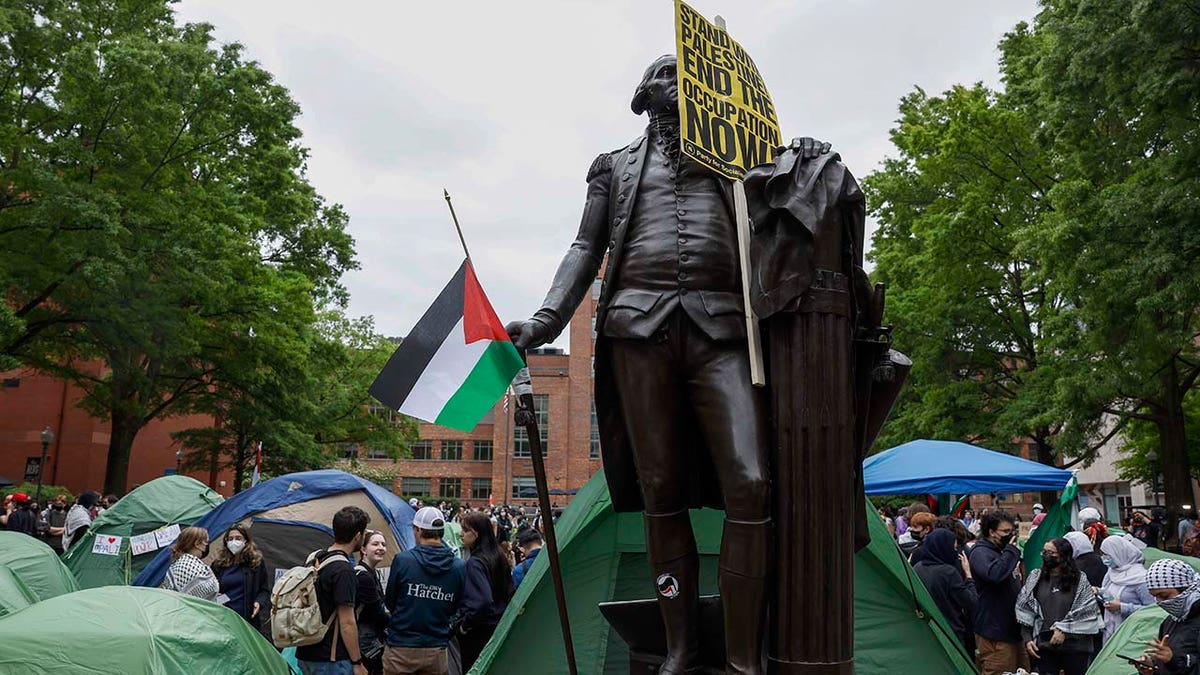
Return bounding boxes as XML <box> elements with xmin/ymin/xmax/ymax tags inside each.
<box><xmin>998</xmin><ymin>0</ymin><xmax>1200</xmax><ymax>516</ymax></box>
<box><xmin>864</xmin><ymin>85</ymin><xmax>1094</xmax><ymax>474</ymax></box>
<box><xmin>0</xmin><ymin>1</ymin><xmax>357</xmax><ymax>493</ymax></box>
<box><xmin>173</xmin><ymin>315</ymin><xmax>416</xmax><ymax>492</ymax></box>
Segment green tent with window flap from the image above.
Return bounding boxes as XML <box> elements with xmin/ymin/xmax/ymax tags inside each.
<box><xmin>468</xmin><ymin>471</ymin><xmax>977</xmax><ymax>674</ymax></box>
<box><xmin>0</xmin><ymin>566</ymin><xmax>39</xmax><ymax>618</ymax></box>
<box><xmin>0</xmin><ymin>586</ymin><xmax>289</xmax><ymax>674</ymax></box>
<box><xmin>62</xmin><ymin>475</ymin><xmax>223</xmax><ymax>588</ymax></box>
<box><xmin>0</xmin><ymin>531</ymin><xmax>79</xmax><ymax>602</ymax></box>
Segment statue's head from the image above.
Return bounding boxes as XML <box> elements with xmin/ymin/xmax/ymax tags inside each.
<box><xmin>631</xmin><ymin>54</ymin><xmax>677</xmax><ymax>116</ymax></box>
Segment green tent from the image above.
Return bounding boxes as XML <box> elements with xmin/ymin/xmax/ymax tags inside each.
<box><xmin>0</xmin><ymin>566</ymin><xmax>39</xmax><ymax>618</ymax></box>
<box><xmin>1087</xmin><ymin>605</ymin><xmax>1165</xmax><ymax>675</ymax></box>
<box><xmin>0</xmin><ymin>586</ymin><xmax>289</xmax><ymax>674</ymax></box>
<box><xmin>63</xmin><ymin>475</ymin><xmax>223</xmax><ymax>588</ymax></box>
<box><xmin>1143</xmin><ymin>547</ymin><xmax>1200</xmax><ymax>575</ymax></box>
<box><xmin>0</xmin><ymin>531</ymin><xmax>79</xmax><ymax>601</ymax></box>
<box><xmin>469</xmin><ymin>471</ymin><xmax>976</xmax><ymax>674</ymax></box>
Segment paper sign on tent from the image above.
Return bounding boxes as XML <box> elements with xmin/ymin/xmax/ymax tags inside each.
<box><xmin>92</xmin><ymin>534</ymin><xmax>122</xmax><ymax>556</ymax></box>
<box><xmin>129</xmin><ymin>532</ymin><xmax>159</xmax><ymax>556</ymax></box>
<box><xmin>154</xmin><ymin>523</ymin><xmax>181</xmax><ymax>548</ymax></box>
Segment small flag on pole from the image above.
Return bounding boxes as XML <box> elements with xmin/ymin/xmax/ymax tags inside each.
<box><xmin>370</xmin><ymin>260</ymin><xmax>524</xmax><ymax>432</ymax></box>
<box><xmin>251</xmin><ymin>442</ymin><xmax>262</xmax><ymax>487</ymax></box>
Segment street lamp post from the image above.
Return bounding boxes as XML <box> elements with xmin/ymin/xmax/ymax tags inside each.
<box><xmin>1147</xmin><ymin>449</ymin><xmax>1161</xmax><ymax>507</ymax></box>
<box><xmin>37</xmin><ymin>426</ymin><xmax>54</xmax><ymax>510</ymax></box>
<box><xmin>175</xmin><ymin>450</ymin><xmax>183</xmax><ymax>474</ymax></box>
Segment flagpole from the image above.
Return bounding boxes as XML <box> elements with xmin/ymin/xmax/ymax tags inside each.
<box><xmin>443</xmin><ymin>189</ymin><xmax>473</xmax><ymax>264</ymax></box>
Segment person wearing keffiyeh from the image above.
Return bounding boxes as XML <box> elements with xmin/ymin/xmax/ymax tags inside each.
<box><xmin>1016</xmin><ymin>537</ymin><xmax>1103</xmax><ymax>675</ymax></box>
<box><xmin>1133</xmin><ymin>559</ymin><xmax>1200</xmax><ymax>674</ymax></box>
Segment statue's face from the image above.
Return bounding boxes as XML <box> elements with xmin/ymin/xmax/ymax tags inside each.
<box><xmin>642</xmin><ymin>57</ymin><xmax>678</xmax><ymax>115</ymax></box>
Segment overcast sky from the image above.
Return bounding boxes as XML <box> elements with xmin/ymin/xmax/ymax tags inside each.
<box><xmin>174</xmin><ymin>0</ymin><xmax>1039</xmax><ymax>348</ymax></box>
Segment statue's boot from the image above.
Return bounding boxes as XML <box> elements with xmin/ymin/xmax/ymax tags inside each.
<box><xmin>719</xmin><ymin>517</ymin><xmax>770</xmax><ymax>675</ymax></box>
<box><xmin>646</xmin><ymin>510</ymin><xmax>702</xmax><ymax>675</ymax></box>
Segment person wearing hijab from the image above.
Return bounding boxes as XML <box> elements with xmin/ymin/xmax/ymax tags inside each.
<box><xmin>1132</xmin><ymin>559</ymin><xmax>1200</xmax><ymax>674</ymax></box>
<box><xmin>1097</xmin><ymin>536</ymin><xmax>1154</xmax><ymax>641</ymax></box>
<box><xmin>1064</xmin><ymin>531</ymin><xmax>1107</xmax><ymax>589</ymax></box>
<box><xmin>914</xmin><ymin>529</ymin><xmax>978</xmax><ymax>652</ymax></box>
<box><xmin>1016</xmin><ymin>537</ymin><xmax>1103</xmax><ymax>675</ymax></box>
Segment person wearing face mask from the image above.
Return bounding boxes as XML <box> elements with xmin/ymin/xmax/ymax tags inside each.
<box><xmin>355</xmin><ymin>530</ymin><xmax>390</xmax><ymax>675</ymax></box>
<box><xmin>969</xmin><ymin>510</ymin><xmax>1028</xmax><ymax>675</ymax></box>
<box><xmin>902</xmin><ymin>512</ymin><xmax>938</xmax><ymax>562</ymax></box>
<box><xmin>159</xmin><ymin>526</ymin><xmax>220</xmax><ymax>601</ymax></box>
<box><xmin>1016</xmin><ymin>537</ymin><xmax>1103</xmax><ymax>675</ymax></box>
<box><xmin>1096</xmin><ymin>535</ymin><xmax>1153</xmax><ymax>642</ymax></box>
<box><xmin>210</xmin><ymin>524</ymin><xmax>271</xmax><ymax>630</ymax></box>
<box><xmin>1131</xmin><ymin>559</ymin><xmax>1200</xmax><ymax>674</ymax></box>
<box><xmin>41</xmin><ymin>496</ymin><xmax>69</xmax><ymax>554</ymax></box>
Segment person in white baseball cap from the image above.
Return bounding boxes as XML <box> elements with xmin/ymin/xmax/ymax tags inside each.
<box><xmin>381</xmin><ymin>506</ymin><xmax>465</xmax><ymax>674</ymax></box>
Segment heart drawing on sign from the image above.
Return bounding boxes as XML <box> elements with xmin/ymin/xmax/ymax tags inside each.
<box><xmin>107</xmin><ymin>537</ymin><xmax>116</xmax><ymax>544</ymax></box>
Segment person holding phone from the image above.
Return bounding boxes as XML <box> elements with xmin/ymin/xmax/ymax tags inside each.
<box><xmin>969</xmin><ymin>511</ymin><xmax>1028</xmax><ymax>675</ymax></box>
<box><xmin>1015</xmin><ymin>538</ymin><xmax>1103</xmax><ymax>675</ymax></box>
<box><xmin>1128</xmin><ymin>559</ymin><xmax>1200</xmax><ymax>674</ymax></box>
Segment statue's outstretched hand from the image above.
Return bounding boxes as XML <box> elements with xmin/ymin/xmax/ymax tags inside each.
<box><xmin>506</xmin><ymin>319</ymin><xmax>551</xmax><ymax>352</ymax></box>
<box><xmin>778</xmin><ymin>137</ymin><xmax>832</xmax><ymax>159</ymax></box>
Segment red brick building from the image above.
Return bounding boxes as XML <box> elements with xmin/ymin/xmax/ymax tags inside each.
<box><xmin>365</xmin><ymin>278</ymin><xmax>605</xmax><ymax>507</ymax></box>
<box><xmin>0</xmin><ymin>362</ymin><xmax>233</xmax><ymax>498</ymax></box>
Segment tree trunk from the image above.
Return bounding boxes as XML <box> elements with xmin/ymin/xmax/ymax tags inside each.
<box><xmin>104</xmin><ymin>412</ymin><xmax>140</xmax><ymax>495</ymax></box>
<box><xmin>233</xmin><ymin>430</ymin><xmax>247</xmax><ymax>494</ymax></box>
<box><xmin>1031</xmin><ymin>435</ymin><xmax>1059</xmax><ymax>508</ymax></box>
<box><xmin>1157</xmin><ymin>359</ymin><xmax>1192</xmax><ymax>537</ymax></box>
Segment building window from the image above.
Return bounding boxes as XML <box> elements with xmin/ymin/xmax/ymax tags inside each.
<box><xmin>339</xmin><ymin>444</ymin><xmax>359</xmax><ymax>459</ymax></box>
<box><xmin>410</xmin><ymin>440</ymin><xmax>431</xmax><ymax>460</ymax></box>
<box><xmin>439</xmin><ymin>477</ymin><xmax>462</xmax><ymax>498</ymax></box>
<box><xmin>368</xmin><ymin>403</ymin><xmax>396</xmax><ymax>423</ymax></box>
<box><xmin>513</xmin><ymin>394</ymin><xmax>549</xmax><ymax>458</ymax></box>
<box><xmin>590</xmin><ymin>403</ymin><xmax>601</xmax><ymax>459</ymax></box>
<box><xmin>591</xmin><ymin>278</ymin><xmax>602</xmax><ymax>299</ymax></box>
<box><xmin>471</xmin><ymin>478</ymin><xmax>492</xmax><ymax>500</ymax></box>
<box><xmin>441</xmin><ymin>440</ymin><xmax>463</xmax><ymax>461</ymax></box>
<box><xmin>512</xmin><ymin>476</ymin><xmax>537</xmax><ymax>500</ymax></box>
<box><xmin>401</xmin><ymin>477</ymin><xmax>431</xmax><ymax>496</ymax></box>
<box><xmin>473</xmin><ymin>440</ymin><xmax>493</xmax><ymax>462</ymax></box>
<box><xmin>366</xmin><ymin>447</ymin><xmax>390</xmax><ymax>460</ymax></box>
<box><xmin>1</xmin><ymin>378</ymin><xmax>19</xmax><ymax>388</ymax></box>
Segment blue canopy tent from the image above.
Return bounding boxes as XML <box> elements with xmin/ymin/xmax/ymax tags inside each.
<box><xmin>134</xmin><ymin>470</ymin><xmax>414</xmax><ymax>588</ymax></box>
<box><xmin>863</xmin><ymin>439</ymin><xmax>1072</xmax><ymax>495</ymax></box>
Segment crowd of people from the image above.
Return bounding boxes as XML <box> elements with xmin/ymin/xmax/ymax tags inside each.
<box><xmin>148</xmin><ymin>498</ymin><xmax>550</xmax><ymax>675</ymax></box>
<box><xmin>879</xmin><ymin>501</ymin><xmax>1200</xmax><ymax>675</ymax></box>
<box><xmin>2</xmin><ymin>489</ymin><xmax>116</xmax><ymax>554</ymax></box>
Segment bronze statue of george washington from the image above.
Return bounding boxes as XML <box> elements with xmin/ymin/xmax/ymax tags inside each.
<box><xmin>508</xmin><ymin>54</ymin><xmax>901</xmax><ymax>675</ymax></box>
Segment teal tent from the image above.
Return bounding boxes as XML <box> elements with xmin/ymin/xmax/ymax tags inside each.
<box><xmin>1087</xmin><ymin>605</ymin><xmax>1165</xmax><ymax>675</ymax></box>
<box><xmin>63</xmin><ymin>475</ymin><xmax>223</xmax><ymax>588</ymax></box>
<box><xmin>0</xmin><ymin>586</ymin><xmax>290</xmax><ymax>674</ymax></box>
<box><xmin>0</xmin><ymin>531</ymin><xmax>79</xmax><ymax>601</ymax></box>
<box><xmin>469</xmin><ymin>471</ymin><xmax>976</xmax><ymax>674</ymax></box>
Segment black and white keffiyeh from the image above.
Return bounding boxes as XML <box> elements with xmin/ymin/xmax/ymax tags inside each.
<box><xmin>160</xmin><ymin>553</ymin><xmax>220</xmax><ymax>601</ymax></box>
<box><xmin>1016</xmin><ymin>568</ymin><xmax>1104</xmax><ymax>637</ymax></box>
<box><xmin>1147</xmin><ymin>559</ymin><xmax>1200</xmax><ymax>620</ymax></box>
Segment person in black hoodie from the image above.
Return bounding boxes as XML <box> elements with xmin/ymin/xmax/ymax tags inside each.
<box><xmin>455</xmin><ymin>511</ymin><xmax>512</xmax><ymax>672</ymax></box>
<box><xmin>914</xmin><ymin>528</ymin><xmax>978</xmax><ymax>653</ymax></box>
<box><xmin>1134</xmin><ymin>559</ymin><xmax>1200</xmax><ymax>675</ymax></box>
<box><xmin>968</xmin><ymin>510</ymin><xmax>1029</xmax><ymax>675</ymax></box>
<box><xmin>384</xmin><ymin>507</ymin><xmax>465</xmax><ymax>675</ymax></box>
<box><xmin>355</xmin><ymin>530</ymin><xmax>391</xmax><ymax>675</ymax></box>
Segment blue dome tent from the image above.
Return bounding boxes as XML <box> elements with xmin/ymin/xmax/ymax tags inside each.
<box><xmin>134</xmin><ymin>469</ymin><xmax>414</xmax><ymax>589</ymax></box>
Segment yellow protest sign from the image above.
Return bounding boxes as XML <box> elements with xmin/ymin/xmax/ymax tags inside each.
<box><xmin>675</xmin><ymin>1</ymin><xmax>782</xmax><ymax>179</ymax></box>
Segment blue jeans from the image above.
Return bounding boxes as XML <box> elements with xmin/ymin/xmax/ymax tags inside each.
<box><xmin>298</xmin><ymin>660</ymin><xmax>352</xmax><ymax>675</ymax></box>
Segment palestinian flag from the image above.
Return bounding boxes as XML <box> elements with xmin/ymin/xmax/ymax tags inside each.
<box><xmin>369</xmin><ymin>260</ymin><xmax>524</xmax><ymax>432</ymax></box>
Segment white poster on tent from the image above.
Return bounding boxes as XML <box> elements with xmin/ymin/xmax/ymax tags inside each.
<box><xmin>154</xmin><ymin>523</ymin><xmax>181</xmax><ymax>548</ymax></box>
<box><xmin>92</xmin><ymin>534</ymin><xmax>122</xmax><ymax>556</ymax></box>
<box><xmin>129</xmin><ymin>532</ymin><xmax>159</xmax><ymax>556</ymax></box>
